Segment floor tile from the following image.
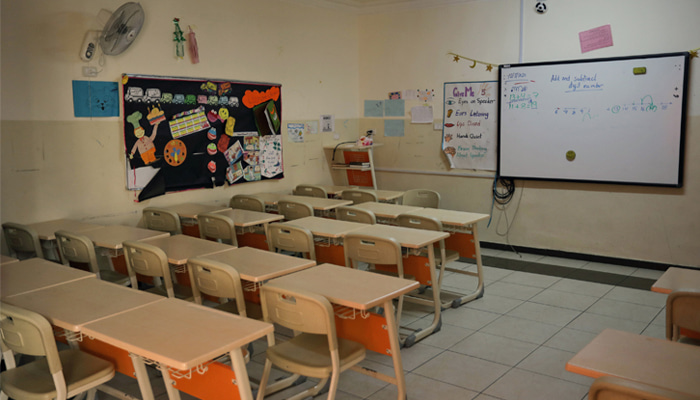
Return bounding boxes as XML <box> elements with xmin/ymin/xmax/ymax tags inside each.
<box><xmin>484</xmin><ymin>281</ymin><xmax>543</xmax><ymax>301</ymax></box>
<box><xmin>417</xmin><ymin>322</ymin><xmax>476</xmax><ymax>350</ymax></box>
<box><xmin>500</xmin><ymin>271</ymin><xmax>561</xmax><ymax>288</ymax></box>
<box><xmin>367</xmin><ymin>372</ymin><xmax>479</xmax><ymax>400</ymax></box>
<box><xmin>649</xmin><ymin>308</ymin><xmax>666</xmax><ymax>326</ymax></box>
<box><xmin>630</xmin><ymin>268</ymin><xmax>666</xmax><ymax>279</ymax></box>
<box><xmin>516</xmin><ymin>346</ymin><xmax>594</xmax><ymax>386</ymax></box>
<box><xmin>543</xmin><ymin>328</ymin><xmax>599</xmax><ymax>353</ymax></box>
<box><xmin>548</xmin><ymin>278</ymin><xmax>613</xmax><ymax>297</ymax></box>
<box><xmin>414</xmin><ymin>351</ymin><xmax>510</xmax><ymax>392</ymax></box>
<box><xmin>440</xmin><ymin>306</ymin><xmax>502</xmax><ymax>331</ymax></box>
<box><xmin>602</xmin><ymin>286</ymin><xmax>668</xmax><ymax>307</ymax></box>
<box><xmin>450</xmin><ymin>331</ymin><xmax>538</xmax><ymax>366</ymax></box>
<box><xmin>484</xmin><ymin>368</ymin><xmax>589</xmax><ymax>400</ymax></box>
<box><xmin>506</xmin><ymin>302</ymin><xmax>581</xmax><ymax>327</ymax></box>
<box><xmin>467</xmin><ymin>265</ymin><xmax>517</xmax><ymax>282</ymax></box>
<box><xmin>566</xmin><ymin>312</ymin><xmax>648</xmax><ymax>335</ymax></box>
<box><xmin>336</xmin><ymin>359</ymin><xmax>393</xmax><ymax>398</ymax></box>
<box><xmin>481</xmin><ymin>315</ymin><xmax>562</xmax><ymax>345</ymax></box>
<box><xmin>641</xmin><ymin>323</ymin><xmax>667</xmax><ymax>340</ymax></box>
<box><xmin>464</xmin><ymin>294</ymin><xmax>525</xmax><ymax>314</ymax></box>
<box><xmin>366</xmin><ymin>342</ymin><xmax>441</xmax><ymax>372</ymax></box>
<box><xmin>529</xmin><ymin>289</ymin><xmax>599</xmax><ymax>311</ymax></box>
<box><xmin>586</xmin><ymin>298</ymin><xmax>661</xmax><ymax>324</ymax></box>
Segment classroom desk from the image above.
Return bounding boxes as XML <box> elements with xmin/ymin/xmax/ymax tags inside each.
<box><xmin>248</xmin><ymin>192</ymin><xmax>287</xmax><ymax>212</ymax></box>
<box><xmin>405</xmin><ymin>208</ymin><xmax>490</xmax><ymax>307</ymax></box>
<box><xmin>651</xmin><ymin>267</ymin><xmax>700</xmax><ymax>294</ymax></box>
<box><xmin>352</xmin><ymin>224</ymin><xmax>449</xmax><ymax>347</ymax></box>
<box><xmin>318</xmin><ymin>184</ymin><xmax>358</xmax><ymax>197</ymax></box>
<box><xmin>0</xmin><ymin>257</ymin><xmax>96</xmax><ymax>298</ymax></box>
<box><xmin>280</xmin><ymin>216</ymin><xmax>366</xmax><ymax>266</ymax></box>
<box><xmin>278</xmin><ymin>195</ymin><xmax>353</xmax><ymax>217</ymax></box>
<box><xmin>25</xmin><ymin>218</ymin><xmax>104</xmax><ymax>260</ymax></box>
<box><xmin>350</xmin><ymin>202</ymin><xmax>424</xmax><ymax>224</ymax></box>
<box><xmin>0</xmin><ymin>254</ymin><xmax>19</xmax><ymax>265</ymax></box>
<box><xmin>81</xmin><ymin>299</ymin><xmax>273</xmax><ymax>400</ymax></box>
<box><xmin>211</xmin><ymin>208</ymin><xmax>284</xmax><ymax>249</ymax></box>
<box><xmin>163</xmin><ymin>203</ymin><xmax>232</xmax><ymax>237</ymax></box>
<box><xmin>343</xmin><ymin>188</ymin><xmax>405</xmax><ymax>204</ymax></box>
<box><xmin>268</xmin><ymin>264</ymin><xmax>420</xmax><ymax>400</ymax></box>
<box><xmin>82</xmin><ymin>225</ymin><xmax>171</xmax><ymax>251</ymax></box>
<box><xmin>566</xmin><ymin>329</ymin><xmax>700</xmax><ymax>398</ymax></box>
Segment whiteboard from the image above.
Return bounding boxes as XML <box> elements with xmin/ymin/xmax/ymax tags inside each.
<box><xmin>498</xmin><ymin>52</ymin><xmax>689</xmax><ymax>187</ymax></box>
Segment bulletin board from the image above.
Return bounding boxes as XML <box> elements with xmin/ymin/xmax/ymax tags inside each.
<box><xmin>498</xmin><ymin>52</ymin><xmax>688</xmax><ymax>187</ymax></box>
<box><xmin>122</xmin><ymin>74</ymin><xmax>283</xmax><ymax>201</ymax></box>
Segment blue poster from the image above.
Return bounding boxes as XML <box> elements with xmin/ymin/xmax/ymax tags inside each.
<box><xmin>364</xmin><ymin>100</ymin><xmax>384</xmax><ymax>117</ymax></box>
<box><xmin>384</xmin><ymin>99</ymin><xmax>405</xmax><ymax>117</ymax></box>
<box><xmin>72</xmin><ymin>80</ymin><xmax>120</xmax><ymax>117</ymax></box>
<box><xmin>384</xmin><ymin>119</ymin><xmax>405</xmax><ymax>137</ymax></box>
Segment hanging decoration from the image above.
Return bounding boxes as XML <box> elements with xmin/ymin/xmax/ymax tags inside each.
<box><xmin>187</xmin><ymin>26</ymin><xmax>199</xmax><ymax>64</ymax></box>
<box><xmin>448</xmin><ymin>52</ymin><xmax>496</xmax><ymax>72</ymax></box>
<box><xmin>173</xmin><ymin>18</ymin><xmax>186</xmax><ymax>59</ymax></box>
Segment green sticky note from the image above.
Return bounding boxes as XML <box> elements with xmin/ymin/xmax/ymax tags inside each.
<box><xmin>633</xmin><ymin>67</ymin><xmax>646</xmax><ymax>75</ymax></box>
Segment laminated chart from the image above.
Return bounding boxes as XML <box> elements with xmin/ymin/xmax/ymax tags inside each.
<box><xmin>169</xmin><ymin>106</ymin><xmax>211</xmax><ymax>138</ymax></box>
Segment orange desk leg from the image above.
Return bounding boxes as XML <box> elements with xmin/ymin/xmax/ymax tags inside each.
<box><xmin>236</xmin><ymin>232</ymin><xmax>268</xmax><ymax>250</ymax></box>
<box><xmin>335</xmin><ymin>310</ymin><xmax>391</xmax><ymax>355</ymax></box>
<box><xmin>169</xmin><ymin>361</ymin><xmax>241</xmax><ymax>400</ymax></box>
<box><xmin>315</xmin><ymin>243</ymin><xmax>347</xmax><ymax>266</ymax></box>
<box><xmin>444</xmin><ymin>231</ymin><xmax>477</xmax><ymax>260</ymax></box>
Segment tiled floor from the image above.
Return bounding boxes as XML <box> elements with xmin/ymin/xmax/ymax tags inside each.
<box><xmin>99</xmin><ymin>248</ymin><xmax>668</xmax><ymax>400</ymax></box>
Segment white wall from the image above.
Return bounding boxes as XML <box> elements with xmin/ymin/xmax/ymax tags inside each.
<box><xmin>358</xmin><ymin>0</ymin><xmax>700</xmax><ymax>266</ymax></box>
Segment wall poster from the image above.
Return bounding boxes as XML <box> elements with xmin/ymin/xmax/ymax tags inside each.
<box><xmin>122</xmin><ymin>74</ymin><xmax>283</xmax><ymax>201</ymax></box>
<box><xmin>442</xmin><ymin>81</ymin><xmax>497</xmax><ymax>170</ymax></box>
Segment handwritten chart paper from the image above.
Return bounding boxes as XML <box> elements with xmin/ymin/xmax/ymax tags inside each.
<box><xmin>579</xmin><ymin>25</ymin><xmax>613</xmax><ymax>53</ymax></box>
<box><xmin>442</xmin><ymin>81</ymin><xmax>498</xmax><ymax>170</ymax></box>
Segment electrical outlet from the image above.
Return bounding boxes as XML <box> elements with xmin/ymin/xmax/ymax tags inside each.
<box><xmin>82</xmin><ymin>66</ymin><xmax>98</xmax><ymax>77</ymax></box>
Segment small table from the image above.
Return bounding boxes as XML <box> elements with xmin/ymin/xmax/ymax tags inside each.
<box><xmin>163</xmin><ymin>203</ymin><xmax>232</xmax><ymax>236</ymax></box>
<box><xmin>352</xmin><ymin>224</ymin><xmax>449</xmax><ymax>346</ymax></box>
<box><xmin>343</xmin><ymin>189</ymin><xmax>404</xmax><ymax>204</ymax></box>
<box><xmin>0</xmin><ymin>255</ymin><xmax>19</xmax><ymax>266</ymax></box>
<box><xmin>81</xmin><ymin>299</ymin><xmax>273</xmax><ymax>400</ymax></box>
<box><xmin>651</xmin><ymin>267</ymin><xmax>700</xmax><ymax>294</ymax></box>
<box><xmin>351</xmin><ymin>202</ymin><xmax>423</xmax><ymax>224</ymax></box>
<box><xmin>280</xmin><ymin>216</ymin><xmax>366</xmax><ymax>265</ymax></box>
<box><xmin>317</xmin><ymin>185</ymin><xmax>357</xmax><ymax>197</ymax></box>
<box><xmin>566</xmin><ymin>329</ymin><xmax>700</xmax><ymax>398</ymax></box>
<box><xmin>1</xmin><ymin>257</ymin><xmax>96</xmax><ymax>298</ymax></box>
<box><xmin>26</xmin><ymin>218</ymin><xmax>104</xmax><ymax>260</ymax></box>
<box><xmin>82</xmin><ymin>225</ymin><xmax>170</xmax><ymax>251</ymax></box>
<box><xmin>269</xmin><ymin>264</ymin><xmax>419</xmax><ymax>400</ymax></box>
<box><xmin>212</xmin><ymin>208</ymin><xmax>284</xmax><ymax>249</ymax></box>
<box><xmin>278</xmin><ymin>195</ymin><xmax>352</xmax><ymax>217</ymax></box>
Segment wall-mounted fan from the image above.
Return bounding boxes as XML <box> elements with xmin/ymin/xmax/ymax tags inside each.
<box><xmin>99</xmin><ymin>2</ymin><xmax>145</xmax><ymax>56</ymax></box>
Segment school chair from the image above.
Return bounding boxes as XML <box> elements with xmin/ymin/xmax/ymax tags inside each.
<box><xmin>122</xmin><ymin>240</ymin><xmax>193</xmax><ymax>300</ymax></box>
<box><xmin>267</xmin><ymin>223</ymin><xmax>316</xmax><ymax>261</ymax></box>
<box><xmin>293</xmin><ymin>184</ymin><xmax>328</xmax><ymax>198</ymax></box>
<box><xmin>142</xmin><ymin>207</ymin><xmax>182</xmax><ymax>235</ymax></box>
<box><xmin>277</xmin><ymin>199</ymin><xmax>314</xmax><ymax>221</ymax></box>
<box><xmin>198</xmin><ymin>212</ymin><xmax>238</xmax><ymax>247</ymax></box>
<box><xmin>0</xmin><ymin>302</ymin><xmax>115</xmax><ymax>400</ymax></box>
<box><xmin>396</xmin><ymin>214</ymin><xmax>459</xmax><ymax>290</ymax></box>
<box><xmin>335</xmin><ymin>206</ymin><xmax>376</xmax><ymax>225</ymax></box>
<box><xmin>55</xmin><ymin>230</ymin><xmax>130</xmax><ymax>286</ymax></box>
<box><xmin>402</xmin><ymin>189</ymin><xmax>441</xmax><ymax>208</ymax></box>
<box><xmin>256</xmin><ymin>283</ymin><xmax>366</xmax><ymax>400</ymax></box>
<box><xmin>665</xmin><ymin>289</ymin><xmax>700</xmax><ymax>343</ymax></box>
<box><xmin>2</xmin><ymin>222</ymin><xmax>43</xmax><ymax>260</ymax></box>
<box><xmin>588</xmin><ymin>376</ymin><xmax>697</xmax><ymax>400</ymax></box>
<box><xmin>188</xmin><ymin>257</ymin><xmax>247</xmax><ymax>317</ymax></box>
<box><xmin>229</xmin><ymin>194</ymin><xmax>265</xmax><ymax>212</ymax></box>
<box><xmin>340</xmin><ymin>189</ymin><xmax>378</xmax><ymax>205</ymax></box>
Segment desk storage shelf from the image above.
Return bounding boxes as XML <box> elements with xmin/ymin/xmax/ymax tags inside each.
<box><xmin>324</xmin><ymin>143</ymin><xmax>383</xmax><ymax>190</ymax></box>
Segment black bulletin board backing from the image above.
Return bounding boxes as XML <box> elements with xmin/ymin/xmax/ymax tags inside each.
<box><xmin>122</xmin><ymin>74</ymin><xmax>283</xmax><ymax>201</ymax></box>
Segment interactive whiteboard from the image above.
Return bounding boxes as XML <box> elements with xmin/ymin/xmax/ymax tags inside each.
<box><xmin>498</xmin><ymin>52</ymin><xmax>688</xmax><ymax>187</ymax></box>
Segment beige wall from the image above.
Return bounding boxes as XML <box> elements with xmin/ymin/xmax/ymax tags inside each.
<box><xmin>357</xmin><ymin>0</ymin><xmax>700</xmax><ymax>266</ymax></box>
<box><xmin>2</xmin><ymin>0</ymin><xmax>699</xmax><ymax>267</ymax></box>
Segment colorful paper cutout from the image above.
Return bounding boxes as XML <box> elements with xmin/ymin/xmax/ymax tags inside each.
<box><xmin>169</xmin><ymin>106</ymin><xmax>211</xmax><ymax>138</ymax></box>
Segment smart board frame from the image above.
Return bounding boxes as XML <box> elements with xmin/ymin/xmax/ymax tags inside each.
<box><xmin>497</xmin><ymin>52</ymin><xmax>689</xmax><ymax>187</ymax></box>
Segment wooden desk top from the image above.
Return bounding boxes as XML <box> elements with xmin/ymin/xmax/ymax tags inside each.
<box><xmin>164</xmin><ymin>203</ymin><xmax>231</xmax><ymax>219</ymax></box>
<box><xmin>1</xmin><ymin>255</ymin><xmax>19</xmax><ymax>266</ymax></box>
<box><xmin>251</xmin><ymin>192</ymin><xmax>288</xmax><ymax>205</ymax></box>
<box><xmin>198</xmin><ymin>247</ymin><xmax>316</xmax><ymax>282</ymax></box>
<box><xmin>279</xmin><ymin>195</ymin><xmax>352</xmax><ymax>210</ymax></box>
<box><xmin>80</xmin><ymin>299</ymin><xmax>273</xmax><ymax>371</ymax></box>
<box><xmin>27</xmin><ymin>218</ymin><xmax>104</xmax><ymax>241</ymax></box>
<box><xmin>3</xmin><ymin>278</ymin><xmax>163</xmax><ymax>331</ymax></box>
<box><xmin>352</xmin><ymin>224</ymin><xmax>449</xmax><ymax>249</ymax></box>
<box><xmin>143</xmin><ymin>234</ymin><xmax>234</xmax><ymax>265</ymax></box>
<box><xmin>405</xmin><ymin>208</ymin><xmax>490</xmax><ymax>226</ymax></box>
<box><xmin>566</xmin><ymin>329</ymin><xmax>700</xmax><ymax>398</ymax></box>
<box><xmin>212</xmin><ymin>209</ymin><xmax>284</xmax><ymax>227</ymax></box>
<box><xmin>1</xmin><ymin>257</ymin><xmax>95</xmax><ymax>298</ymax></box>
<box><xmin>281</xmin><ymin>217</ymin><xmax>366</xmax><ymax>238</ymax></box>
<box><xmin>81</xmin><ymin>225</ymin><xmax>170</xmax><ymax>249</ymax></box>
<box><xmin>351</xmin><ymin>202</ymin><xmax>423</xmax><ymax>219</ymax></box>
<box><xmin>348</xmin><ymin>189</ymin><xmax>404</xmax><ymax>202</ymax></box>
<box><xmin>317</xmin><ymin>185</ymin><xmax>357</xmax><ymax>196</ymax></box>
<box><xmin>268</xmin><ymin>263</ymin><xmax>419</xmax><ymax>310</ymax></box>
<box><xmin>651</xmin><ymin>267</ymin><xmax>700</xmax><ymax>294</ymax></box>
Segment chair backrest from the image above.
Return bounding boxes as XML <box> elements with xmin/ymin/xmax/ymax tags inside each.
<box><xmin>402</xmin><ymin>189</ymin><xmax>440</xmax><ymax>208</ymax></box>
<box><xmin>278</xmin><ymin>200</ymin><xmax>314</xmax><ymax>221</ymax></box>
<box><xmin>293</xmin><ymin>185</ymin><xmax>328</xmax><ymax>199</ymax></box>
<box><xmin>260</xmin><ymin>283</ymin><xmax>336</xmax><ymax>348</ymax></box>
<box><xmin>666</xmin><ymin>289</ymin><xmax>700</xmax><ymax>341</ymax></box>
<box><xmin>55</xmin><ymin>230</ymin><xmax>100</xmax><ymax>277</ymax></box>
<box><xmin>123</xmin><ymin>240</ymin><xmax>175</xmax><ymax>297</ymax></box>
<box><xmin>229</xmin><ymin>194</ymin><xmax>265</xmax><ymax>212</ymax></box>
<box><xmin>341</xmin><ymin>189</ymin><xmax>378</xmax><ymax>205</ymax></box>
<box><xmin>188</xmin><ymin>257</ymin><xmax>247</xmax><ymax>317</ymax></box>
<box><xmin>343</xmin><ymin>233</ymin><xmax>403</xmax><ymax>273</ymax></box>
<box><xmin>588</xmin><ymin>376</ymin><xmax>697</xmax><ymax>400</ymax></box>
<box><xmin>198</xmin><ymin>212</ymin><xmax>238</xmax><ymax>246</ymax></box>
<box><xmin>2</xmin><ymin>222</ymin><xmax>43</xmax><ymax>259</ymax></box>
<box><xmin>396</xmin><ymin>214</ymin><xmax>442</xmax><ymax>232</ymax></box>
<box><xmin>267</xmin><ymin>223</ymin><xmax>316</xmax><ymax>260</ymax></box>
<box><xmin>335</xmin><ymin>206</ymin><xmax>376</xmax><ymax>225</ymax></box>
<box><xmin>142</xmin><ymin>207</ymin><xmax>182</xmax><ymax>235</ymax></box>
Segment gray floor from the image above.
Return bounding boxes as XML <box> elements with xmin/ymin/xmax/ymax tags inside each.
<box><xmin>99</xmin><ymin>248</ymin><xmax>668</xmax><ymax>400</ymax></box>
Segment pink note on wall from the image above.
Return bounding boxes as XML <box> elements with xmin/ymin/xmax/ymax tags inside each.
<box><xmin>579</xmin><ymin>25</ymin><xmax>613</xmax><ymax>53</ymax></box>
